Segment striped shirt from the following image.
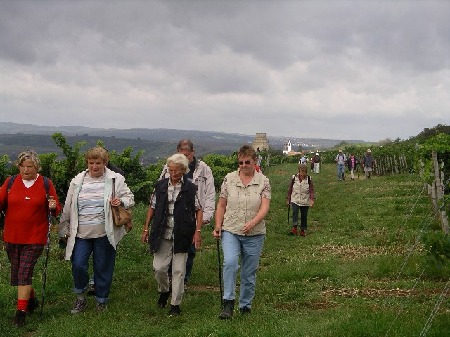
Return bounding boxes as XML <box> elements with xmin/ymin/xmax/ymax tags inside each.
<box><xmin>77</xmin><ymin>174</ymin><xmax>106</xmax><ymax>239</ymax></box>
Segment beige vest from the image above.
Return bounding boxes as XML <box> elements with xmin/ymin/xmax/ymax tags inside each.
<box><xmin>291</xmin><ymin>175</ymin><xmax>311</xmax><ymax>206</ymax></box>
<box><xmin>222</xmin><ymin>170</ymin><xmax>270</xmax><ymax>236</ymax></box>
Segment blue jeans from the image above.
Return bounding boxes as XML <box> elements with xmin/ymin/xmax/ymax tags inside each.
<box><xmin>337</xmin><ymin>164</ymin><xmax>345</xmax><ymax>180</ymax></box>
<box><xmin>221</xmin><ymin>231</ymin><xmax>265</xmax><ymax>309</ymax></box>
<box><xmin>71</xmin><ymin>236</ymin><xmax>116</xmax><ymax>304</ymax></box>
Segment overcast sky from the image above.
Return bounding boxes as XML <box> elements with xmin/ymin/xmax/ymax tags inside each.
<box><xmin>0</xmin><ymin>0</ymin><xmax>449</xmax><ymax>142</ymax></box>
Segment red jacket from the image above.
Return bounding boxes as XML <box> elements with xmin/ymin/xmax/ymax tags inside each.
<box><xmin>0</xmin><ymin>175</ymin><xmax>61</xmax><ymax>244</ymax></box>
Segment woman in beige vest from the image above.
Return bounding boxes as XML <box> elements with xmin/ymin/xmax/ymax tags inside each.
<box><xmin>213</xmin><ymin>145</ymin><xmax>271</xmax><ymax>320</ymax></box>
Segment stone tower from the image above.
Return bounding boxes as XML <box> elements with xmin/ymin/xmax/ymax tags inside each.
<box><xmin>252</xmin><ymin>133</ymin><xmax>269</xmax><ymax>151</ymax></box>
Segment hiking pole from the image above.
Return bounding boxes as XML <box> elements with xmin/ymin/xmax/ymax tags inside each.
<box><xmin>287</xmin><ymin>203</ymin><xmax>291</xmax><ymax>227</ymax></box>
<box><xmin>216</xmin><ymin>239</ymin><xmax>223</xmax><ymax>307</ymax></box>
<box><xmin>40</xmin><ymin>197</ymin><xmax>53</xmax><ymax>317</ymax></box>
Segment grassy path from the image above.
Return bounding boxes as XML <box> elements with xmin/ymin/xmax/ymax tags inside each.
<box><xmin>1</xmin><ymin>163</ymin><xmax>449</xmax><ymax>336</ymax></box>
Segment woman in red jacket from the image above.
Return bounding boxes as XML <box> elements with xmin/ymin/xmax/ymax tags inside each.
<box><xmin>0</xmin><ymin>150</ymin><xmax>61</xmax><ymax>328</ymax></box>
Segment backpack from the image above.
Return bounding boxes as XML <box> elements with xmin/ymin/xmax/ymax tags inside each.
<box><xmin>0</xmin><ymin>175</ymin><xmax>50</xmax><ymax>230</ymax></box>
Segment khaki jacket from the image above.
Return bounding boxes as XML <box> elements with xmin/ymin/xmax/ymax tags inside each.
<box><xmin>221</xmin><ymin>170</ymin><xmax>271</xmax><ymax>236</ymax></box>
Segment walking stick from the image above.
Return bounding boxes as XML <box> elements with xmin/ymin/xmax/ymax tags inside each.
<box><xmin>287</xmin><ymin>203</ymin><xmax>291</xmax><ymax>227</ymax></box>
<box><xmin>40</xmin><ymin>198</ymin><xmax>53</xmax><ymax>317</ymax></box>
<box><xmin>216</xmin><ymin>239</ymin><xmax>223</xmax><ymax>307</ymax></box>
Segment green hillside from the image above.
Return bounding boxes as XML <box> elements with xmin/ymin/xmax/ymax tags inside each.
<box><xmin>1</xmin><ymin>163</ymin><xmax>449</xmax><ymax>336</ymax></box>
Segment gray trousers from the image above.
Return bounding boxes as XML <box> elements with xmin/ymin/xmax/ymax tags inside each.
<box><xmin>153</xmin><ymin>238</ymin><xmax>187</xmax><ymax>306</ymax></box>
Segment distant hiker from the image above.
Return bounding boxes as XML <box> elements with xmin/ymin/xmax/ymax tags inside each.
<box><xmin>286</xmin><ymin>164</ymin><xmax>315</xmax><ymax>236</ymax></box>
<box><xmin>299</xmin><ymin>154</ymin><xmax>307</xmax><ymax>165</ymax></box>
<box><xmin>347</xmin><ymin>153</ymin><xmax>359</xmax><ymax>180</ymax></box>
<box><xmin>335</xmin><ymin>149</ymin><xmax>347</xmax><ymax>181</ymax></box>
<box><xmin>158</xmin><ymin>139</ymin><xmax>215</xmax><ymax>287</ymax></box>
<box><xmin>362</xmin><ymin>149</ymin><xmax>376</xmax><ymax>179</ymax></box>
<box><xmin>213</xmin><ymin>145</ymin><xmax>271</xmax><ymax>319</ymax></box>
<box><xmin>142</xmin><ymin>153</ymin><xmax>203</xmax><ymax>316</ymax></box>
<box><xmin>0</xmin><ymin>150</ymin><xmax>61</xmax><ymax>327</ymax></box>
<box><xmin>312</xmin><ymin>152</ymin><xmax>321</xmax><ymax>174</ymax></box>
<box><xmin>59</xmin><ymin>146</ymin><xmax>134</xmax><ymax>314</ymax></box>
<box><xmin>256</xmin><ymin>147</ymin><xmax>263</xmax><ymax>167</ymax></box>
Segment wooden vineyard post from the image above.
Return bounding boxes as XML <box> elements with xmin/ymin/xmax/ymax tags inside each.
<box><xmin>432</xmin><ymin>151</ymin><xmax>449</xmax><ymax>234</ymax></box>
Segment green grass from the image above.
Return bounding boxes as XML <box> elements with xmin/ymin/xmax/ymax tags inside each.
<box><xmin>1</xmin><ymin>163</ymin><xmax>449</xmax><ymax>336</ymax></box>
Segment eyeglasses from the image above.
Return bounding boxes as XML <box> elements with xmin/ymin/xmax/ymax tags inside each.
<box><xmin>238</xmin><ymin>160</ymin><xmax>252</xmax><ymax>165</ymax></box>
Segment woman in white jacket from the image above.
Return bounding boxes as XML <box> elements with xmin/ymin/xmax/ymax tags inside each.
<box><xmin>59</xmin><ymin>147</ymin><xmax>134</xmax><ymax>313</ymax></box>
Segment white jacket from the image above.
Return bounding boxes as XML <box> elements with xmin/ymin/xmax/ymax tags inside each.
<box><xmin>59</xmin><ymin>167</ymin><xmax>135</xmax><ymax>260</ymax></box>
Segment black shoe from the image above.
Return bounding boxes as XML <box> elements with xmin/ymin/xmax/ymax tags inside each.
<box><xmin>169</xmin><ymin>305</ymin><xmax>181</xmax><ymax>316</ymax></box>
<box><xmin>13</xmin><ymin>310</ymin><xmax>27</xmax><ymax>328</ymax></box>
<box><xmin>240</xmin><ymin>306</ymin><xmax>251</xmax><ymax>315</ymax></box>
<box><xmin>27</xmin><ymin>298</ymin><xmax>39</xmax><ymax>314</ymax></box>
<box><xmin>219</xmin><ymin>299</ymin><xmax>235</xmax><ymax>320</ymax></box>
<box><xmin>157</xmin><ymin>292</ymin><xmax>170</xmax><ymax>308</ymax></box>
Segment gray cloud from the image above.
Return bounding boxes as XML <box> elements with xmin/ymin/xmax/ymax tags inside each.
<box><xmin>0</xmin><ymin>0</ymin><xmax>449</xmax><ymax>142</ymax></box>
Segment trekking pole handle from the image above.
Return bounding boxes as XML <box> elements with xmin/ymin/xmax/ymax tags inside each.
<box><xmin>48</xmin><ymin>196</ymin><xmax>56</xmax><ymax>210</ymax></box>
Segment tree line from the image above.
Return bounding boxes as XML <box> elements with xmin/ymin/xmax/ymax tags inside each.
<box><xmin>1</xmin><ymin>131</ymin><xmax>448</xmax><ymax>206</ymax></box>
<box><xmin>0</xmin><ymin>133</ymin><xmax>243</xmax><ymax>204</ymax></box>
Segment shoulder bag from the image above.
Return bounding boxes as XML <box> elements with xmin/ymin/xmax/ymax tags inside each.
<box><xmin>111</xmin><ymin>177</ymin><xmax>132</xmax><ymax>227</ymax></box>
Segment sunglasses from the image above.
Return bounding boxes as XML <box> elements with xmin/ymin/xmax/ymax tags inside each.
<box><xmin>238</xmin><ymin>160</ymin><xmax>252</xmax><ymax>165</ymax></box>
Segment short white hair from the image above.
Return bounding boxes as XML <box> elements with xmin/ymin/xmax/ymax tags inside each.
<box><xmin>166</xmin><ymin>153</ymin><xmax>189</xmax><ymax>172</ymax></box>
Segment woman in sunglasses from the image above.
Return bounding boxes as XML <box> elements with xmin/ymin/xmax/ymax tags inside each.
<box><xmin>213</xmin><ymin>145</ymin><xmax>271</xmax><ymax>319</ymax></box>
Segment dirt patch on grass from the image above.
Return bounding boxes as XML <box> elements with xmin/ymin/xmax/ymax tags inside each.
<box><xmin>322</xmin><ymin>287</ymin><xmax>450</xmax><ymax>299</ymax></box>
<box><xmin>316</xmin><ymin>244</ymin><xmax>420</xmax><ymax>260</ymax></box>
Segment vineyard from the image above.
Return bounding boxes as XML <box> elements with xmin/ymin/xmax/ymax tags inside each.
<box><xmin>1</xmin><ymin>129</ymin><xmax>449</xmax><ymax>265</ymax></box>
<box><xmin>0</xmin><ymin>127</ymin><xmax>449</xmax><ymax>336</ymax></box>
<box><xmin>0</xmin><ymin>130</ymin><xmax>449</xmax><ymax>225</ymax></box>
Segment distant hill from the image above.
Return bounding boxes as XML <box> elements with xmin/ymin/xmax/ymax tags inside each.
<box><xmin>0</xmin><ymin>122</ymin><xmax>366</xmax><ymax>163</ymax></box>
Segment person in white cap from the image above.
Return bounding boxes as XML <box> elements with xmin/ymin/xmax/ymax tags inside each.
<box><xmin>362</xmin><ymin>149</ymin><xmax>376</xmax><ymax>179</ymax></box>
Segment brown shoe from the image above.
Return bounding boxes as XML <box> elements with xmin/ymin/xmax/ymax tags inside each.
<box><xmin>70</xmin><ymin>298</ymin><xmax>87</xmax><ymax>314</ymax></box>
